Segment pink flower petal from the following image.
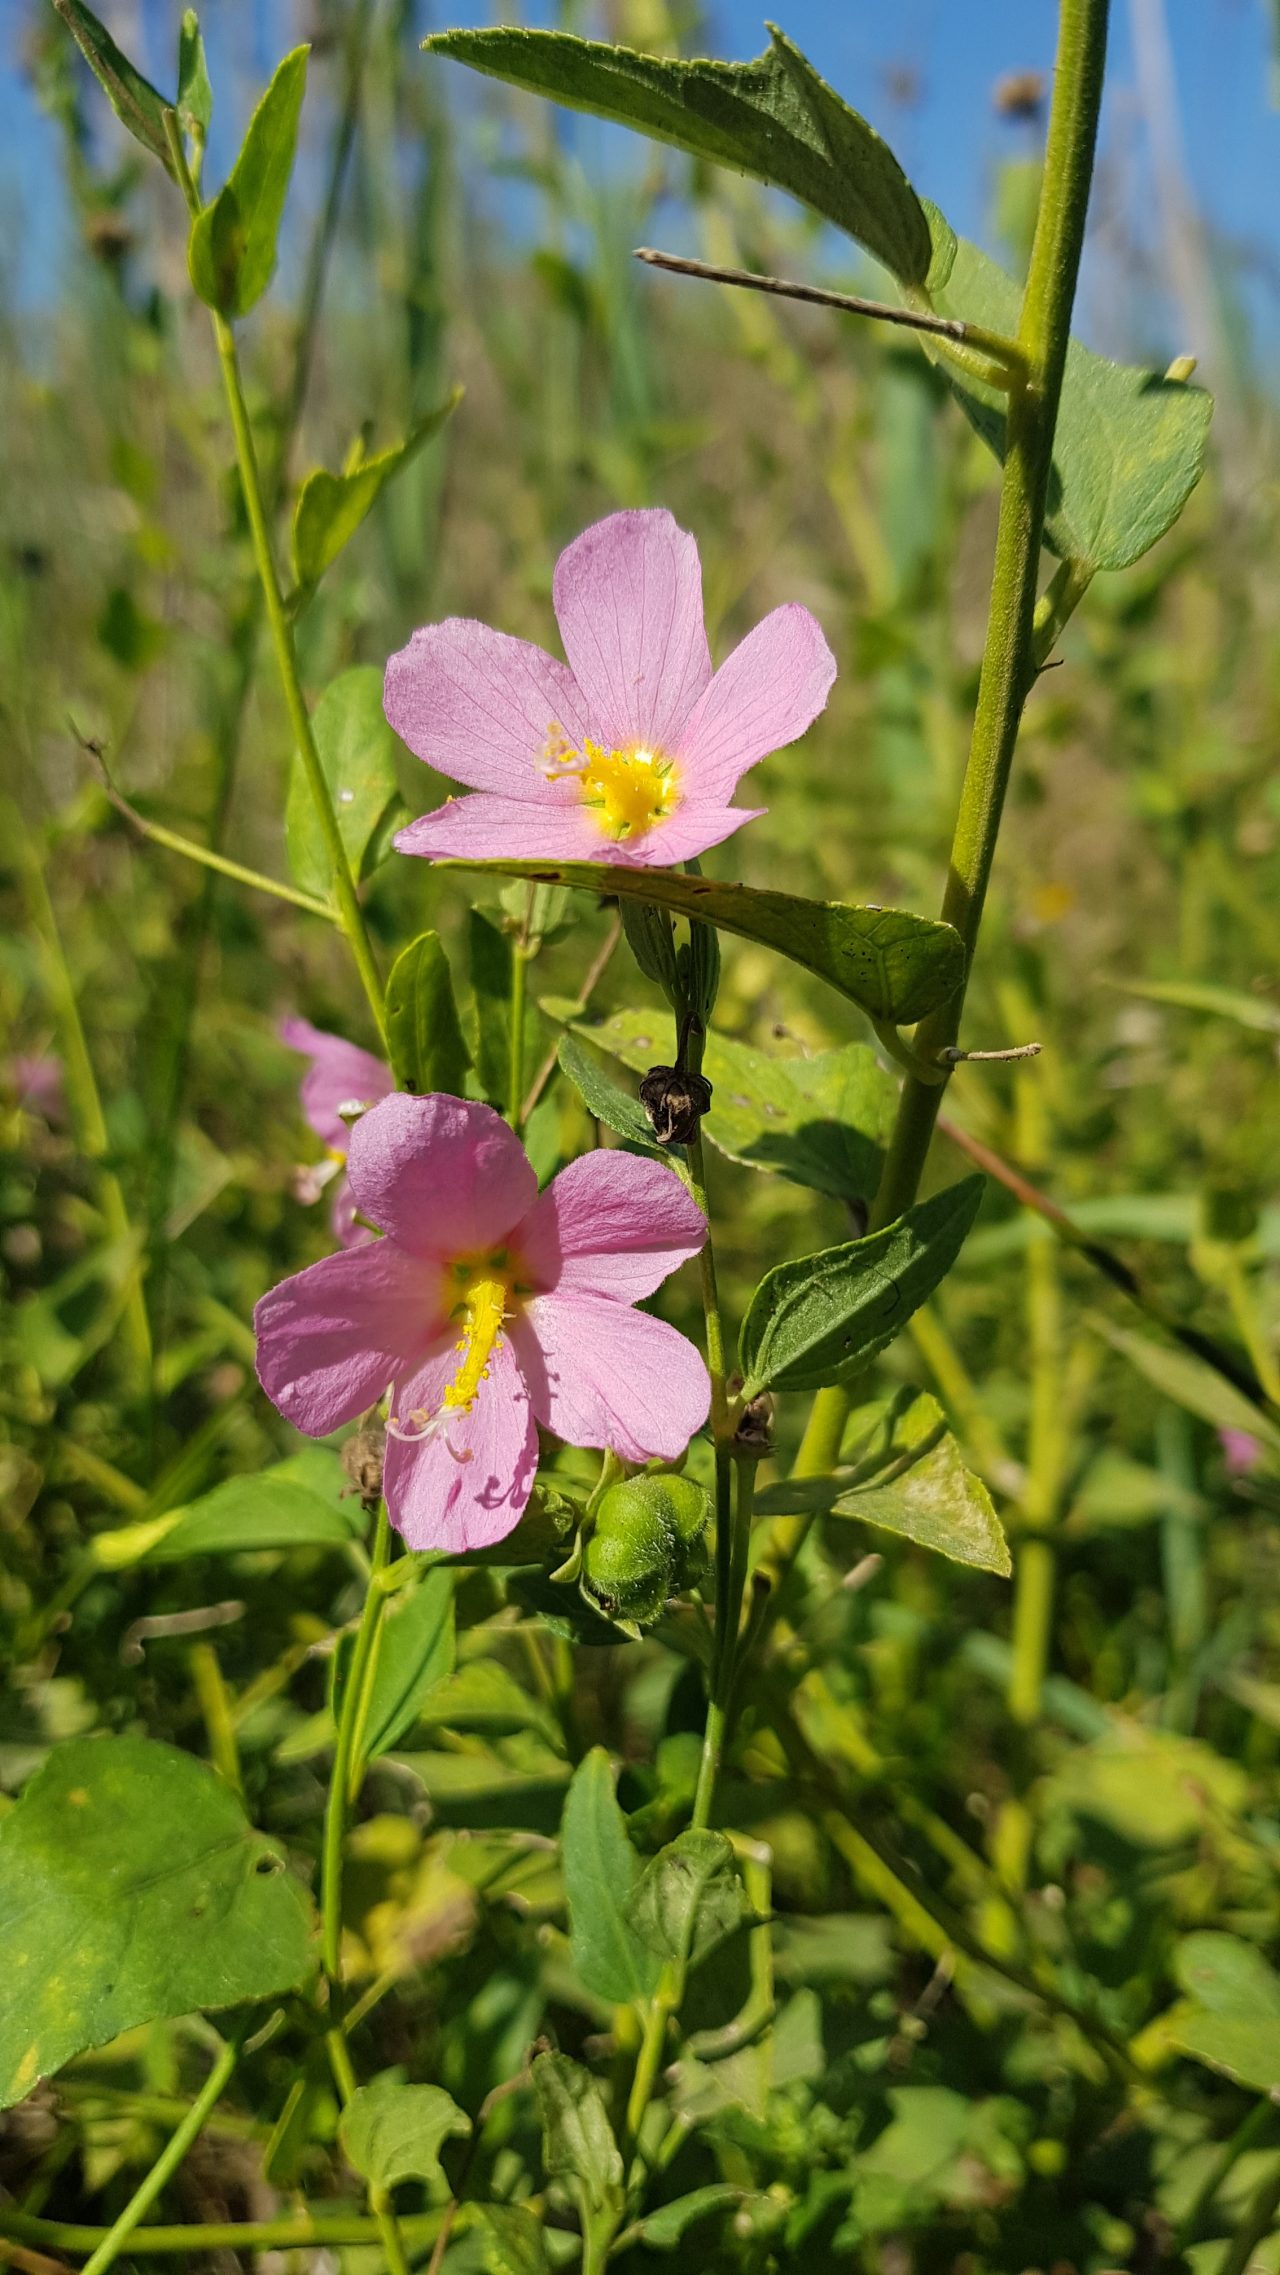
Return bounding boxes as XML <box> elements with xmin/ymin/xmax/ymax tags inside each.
<box><xmin>330</xmin><ymin>1176</ymin><xmax>375</xmax><ymax>1250</ymax></box>
<box><xmin>346</xmin><ymin>1092</ymin><xmax>537</xmax><ymax>1259</ymax></box>
<box><xmin>517</xmin><ymin>1151</ymin><xmax>706</xmax><ymax>1304</ymax></box>
<box><xmin>673</xmin><ymin>604</ymin><xmax>836</xmax><ymax>802</ymax></box>
<box><xmin>512</xmin><ymin>1291</ymin><xmax>710</xmax><ymax>1463</ymax></box>
<box><xmin>384</xmin><ymin>1336</ymin><xmax>539</xmax><ymax>1552</ymax></box>
<box><xmin>280</xmin><ymin>1017</ymin><xmax>392</xmax><ymax>1151</ymax></box>
<box><xmin>254</xmin><ymin>1243</ymin><xmax>444</xmax><ymax>1438</ymax></box>
<box><xmin>384</xmin><ymin>621</ymin><xmax>590</xmax><ymax>800</ymax></box>
<box><xmin>553</xmin><ymin>510</ymin><xmax>711</xmax><ymax>754</ymax></box>
<box><xmin>395</xmin><ymin>795</ymin><xmax>608</xmax><ymax>865</ymax></box>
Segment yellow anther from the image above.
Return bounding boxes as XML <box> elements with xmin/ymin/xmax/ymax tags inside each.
<box><xmin>442</xmin><ymin>1275</ymin><xmax>509</xmax><ymax>1414</ymax></box>
<box><xmin>542</xmin><ymin>724</ymin><xmax>677</xmax><ymax>841</ymax></box>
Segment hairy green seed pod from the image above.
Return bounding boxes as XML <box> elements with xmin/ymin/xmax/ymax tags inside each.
<box><xmin>581</xmin><ymin>1484</ymin><xmax>676</xmax><ymax>1626</ymax></box>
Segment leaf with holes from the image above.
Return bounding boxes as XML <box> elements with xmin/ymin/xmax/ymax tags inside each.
<box><xmin>437</xmin><ymin>862</ymin><xmax>962</xmax><ymax>1029</ymax></box>
<box><xmin>739</xmin><ymin>1177</ymin><xmax>985</xmax><ymax>1398</ymax></box>
<box><xmin>0</xmin><ymin>1737</ymin><xmax>315</xmax><ymax>2108</ymax></box>
<box><xmin>427</xmin><ymin>26</ymin><xmax>934</xmax><ymax>287</ymax></box>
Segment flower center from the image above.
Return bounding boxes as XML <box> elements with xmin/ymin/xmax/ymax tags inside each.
<box><xmin>387</xmin><ymin>1257</ymin><xmax>515</xmax><ymax>1456</ymax></box>
<box><xmin>441</xmin><ymin>1270</ymin><xmax>509</xmax><ymax>1415</ymax></box>
<box><xmin>543</xmin><ymin>724</ymin><xmax>678</xmax><ymax>841</ymax></box>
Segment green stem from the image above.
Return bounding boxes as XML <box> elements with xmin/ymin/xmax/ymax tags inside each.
<box><xmin>1221</xmin><ymin>2150</ymin><xmax>1280</xmax><ymax>2275</ymax></box>
<box><xmin>788</xmin><ymin>0</ymin><xmax>1110</xmax><ymax>1497</ymax></box>
<box><xmin>102</xmin><ymin>773</ymin><xmax>337</xmax><ymax>920</ymax></box>
<box><xmin>318</xmin><ymin>1505</ymin><xmax>411</xmax><ymax>2275</ymax></box>
<box><xmin>209</xmin><ymin>308</ymin><xmax>386</xmax><ymax>1048</ymax></box>
<box><xmin>1177</xmin><ymin>2100</ymin><xmax>1275</xmax><ymax>2251</ymax></box>
<box><xmin>78</xmin><ymin>2024</ymin><xmax>246</xmax><ymax>2275</ymax></box>
<box><xmin>1007</xmin><ymin>1537</ymin><xmax>1055</xmax><ymax>1727</ymax></box>
<box><xmin>0</xmin><ymin>2207</ymin><xmax>446</xmax><ymax>2257</ymax></box>
<box><xmin>509</xmin><ymin>939</ymin><xmax>529</xmax><ymax>1130</ymax></box>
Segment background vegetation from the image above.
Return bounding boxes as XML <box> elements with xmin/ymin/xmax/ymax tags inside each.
<box><xmin>3</xmin><ymin>2</ymin><xmax>1280</xmax><ymax>2268</ymax></box>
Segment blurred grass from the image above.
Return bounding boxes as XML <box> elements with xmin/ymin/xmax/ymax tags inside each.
<box><xmin>3</xmin><ymin>0</ymin><xmax>1280</xmax><ymax>2263</ymax></box>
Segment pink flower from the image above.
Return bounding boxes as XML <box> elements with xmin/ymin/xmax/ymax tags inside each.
<box><xmin>11</xmin><ymin>1055</ymin><xmax>65</xmax><ymax>1123</ymax></box>
<box><xmin>1220</xmin><ymin>1427</ymin><xmax>1264</xmax><ymax>1477</ymax></box>
<box><xmin>281</xmin><ymin>1017</ymin><xmax>393</xmax><ymax>1248</ymax></box>
<box><xmin>254</xmin><ymin>1093</ymin><xmax>711</xmax><ymax>1552</ymax></box>
<box><xmin>386</xmin><ymin>509</ymin><xmax>836</xmax><ymax>869</ymax></box>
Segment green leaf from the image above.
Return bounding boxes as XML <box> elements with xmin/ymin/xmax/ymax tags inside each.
<box><xmin>427</xmin><ymin>26</ymin><xmax>933</xmax><ymax>287</ymax></box>
<box><xmin>1170</xmin><ymin>2012</ymin><xmax>1280</xmax><ymax>2095</ymax></box>
<box><xmin>1090</xmin><ymin>1316</ymin><xmax>1280</xmax><ymax>1455</ymax></box>
<box><xmin>627</xmin><ymin>1831</ymin><xmax>746</xmax><ymax>1968</ymax></box>
<box><xmin>176</xmin><ymin>10</ymin><xmax>212</xmax><ymax>144</ymax></box>
<box><xmin>531</xmin><ymin>2049</ymin><xmax>624</xmax><ymax>2215</ymax></box>
<box><xmin>52</xmin><ymin>0</ymin><xmax>176</xmax><ymax>177</ymax></box>
<box><xmin>439</xmin><ymin>862</ymin><xmax>963</xmax><ymax>1029</ymax></box>
<box><xmin>560</xmin><ymin>1749</ymin><xmax>661</xmax><ymax>2006</ymax></box>
<box><xmin>91</xmin><ymin>1453</ymin><xmax>361</xmax><ymax>1569</ymax></box>
<box><xmin>188</xmin><ymin>45</ymin><xmax>308</xmax><ymax>319</ymax></box>
<box><xmin>556</xmin><ymin>1032</ymin><xmax>662</xmax><ymax>1155</ymax></box>
<box><xmin>931</xmin><ymin>236</ymin><xmax>1212</xmax><ymax>572</ymax></box>
<box><xmin>550</xmin><ymin>1005</ymin><xmax>896</xmax><ymax>1203</ymax></box>
<box><xmin>470</xmin><ymin>2205</ymin><xmax>551</xmax><ymax>2273</ymax></box>
<box><xmin>292</xmin><ymin>391</ymin><xmax>462</xmax><ymax>594</ymax></box>
<box><xmin>1112</xmin><ymin>976</ymin><xmax>1280</xmax><ymax>1037</ymax></box>
<box><xmin>738</xmin><ymin>1176</ymin><xmax>985</xmax><ymax>1398</ymax></box>
<box><xmin>0</xmin><ymin>1736</ymin><xmax>315</xmax><ymax>2108</ymax></box>
<box><xmin>1175</xmin><ymin>1933</ymin><xmax>1280</xmax><ymax>2020</ymax></box>
<box><xmin>336</xmin><ymin>1570</ymin><xmax>455</xmax><ymax>1764</ymax></box>
<box><xmin>756</xmin><ymin>1389</ymin><xmax>1010</xmax><ymax>1575</ymax></box>
<box><xmin>639</xmin><ymin>2187</ymin><xmax>747</xmax><ymax>2250</ymax></box>
<box><xmin>468</xmin><ymin>910</ymin><xmax>539</xmax><ymax>1106</ymax></box>
<box><xmin>385</xmin><ymin>930</ymin><xmax>471</xmax><ymax>1099</ymax></box>
<box><xmin>413</xmin><ymin>1660</ymin><xmax>563</xmax><ymax>1752</ymax></box>
<box><xmin>286</xmin><ymin>665</ymin><xmax>402</xmax><ymax>900</ymax></box>
<box><xmin>339</xmin><ymin>2072</ymin><xmax>470</xmax><ymax>2191</ymax></box>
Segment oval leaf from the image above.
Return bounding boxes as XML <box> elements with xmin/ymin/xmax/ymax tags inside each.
<box><xmin>340</xmin><ymin>2073</ymin><xmax>470</xmax><ymax>2191</ymax></box>
<box><xmin>0</xmin><ymin>1736</ymin><xmax>315</xmax><ymax>2108</ymax></box>
<box><xmin>932</xmin><ymin>235</ymin><xmax>1212</xmax><ymax>573</ymax></box>
<box><xmin>433</xmin><ymin>860</ymin><xmax>963</xmax><ymax>1029</ymax></box>
<box><xmin>427</xmin><ymin>27</ymin><xmax>932</xmax><ymax>287</ymax></box>
<box><xmin>561</xmin><ymin>1749</ymin><xmax>662</xmax><ymax>2007</ymax></box>
<box><xmin>556</xmin><ymin>1031</ymin><xmax>662</xmax><ymax>1155</ymax></box>
<box><xmin>738</xmin><ymin>1176</ymin><xmax>985</xmax><ymax>1398</ymax></box>
<box><xmin>386</xmin><ymin>931</ymin><xmax>471</xmax><ymax>1098</ymax></box>
<box><xmin>531</xmin><ymin>2050</ymin><xmax>624</xmax><ymax>2215</ymax></box>
<box><xmin>756</xmin><ymin>1389</ymin><xmax>1010</xmax><ymax>1576</ymax></box>
<box><xmin>627</xmin><ymin>1831</ymin><xmax>746</xmax><ymax>1968</ymax></box>
<box><xmin>335</xmin><ymin>1569</ymin><xmax>456</xmax><ymax>1765</ymax></box>
<box><xmin>189</xmin><ymin>46</ymin><xmax>308</xmax><ymax>319</ymax></box>
<box><xmin>287</xmin><ymin>665</ymin><xmax>402</xmax><ymax>900</ymax></box>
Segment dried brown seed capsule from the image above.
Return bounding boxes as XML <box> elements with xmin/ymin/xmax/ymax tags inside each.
<box><xmin>341</xmin><ymin>1418</ymin><xmax>386</xmax><ymax>1510</ymax></box>
<box><xmin>733</xmin><ymin>1388</ymin><xmax>775</xmax><ymax>1459</ymax></box>
<box><xmin>638</xmin><ymin>1064</ymin><xmax>713</xmax><ymax>1147</ymax></box>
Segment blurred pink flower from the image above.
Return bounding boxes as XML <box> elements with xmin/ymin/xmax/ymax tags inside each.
<box><xmin>254</xmin><ymin>1092</ymin><xmax>710</xmax><ymax>1552</ymax></box>
<box><xmin>11</xmin><ymin>1055</ymin><xmax>65</xmax><ymax>1123</ymax></box>
<box><xmin>280</xmin><ymin>1017</ymin><xmax>393</xmax><ymax>1248</ymax></box>
<box><xmin>386</xmin><ymin>508</ymin><xmax>835</xmax><ymax>869</ymax></box>
<box><xmin>1219</xmin><ymin>1427</ymin><xmax>1264</xmax><ymax>1476</ymax></box>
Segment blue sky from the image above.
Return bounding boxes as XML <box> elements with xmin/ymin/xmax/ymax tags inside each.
<box><xmin>2</xmin><ymin>0</ymin><xmax>1276</xmax><ymax>364</ymax></box>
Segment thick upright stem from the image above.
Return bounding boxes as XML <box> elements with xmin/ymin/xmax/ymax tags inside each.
<box><xmin>792</xmin><ymin>0</ymin><xmax>1110</xmax><ymax>1477</ymax></box>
